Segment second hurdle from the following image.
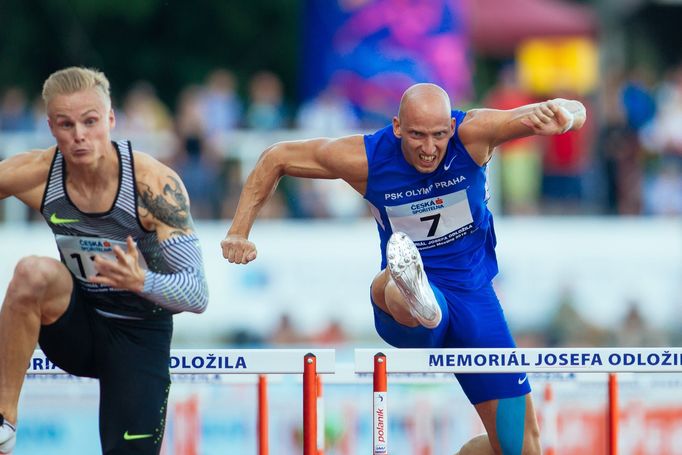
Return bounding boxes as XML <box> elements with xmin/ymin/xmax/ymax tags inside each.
<box><xmin>355</xmin><ymin>347</ymin><xmax>682</xmax><ymax>455</ymax></box>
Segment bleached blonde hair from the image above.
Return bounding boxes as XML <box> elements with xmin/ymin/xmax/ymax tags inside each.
<box><xmin>42</xmin><ymin>67</ymin><xmax>111</xmax><ymax>108</ymax></box>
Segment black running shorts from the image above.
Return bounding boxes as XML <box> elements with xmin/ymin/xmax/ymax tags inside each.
<box><xmin>38</xmin><ymin>285</ymin><xmax>173</xmax><ymax>455</ymax></box>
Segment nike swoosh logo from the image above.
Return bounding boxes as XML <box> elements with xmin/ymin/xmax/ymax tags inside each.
<box><xmin>443</xmin><ymin>154</ymin><xmax>457</xmax><ymax>170</ymax></box>
<box><xmin>50</xmin><ymin>213</ymin><xmax>80</xmax><ymax>225</ymax></box>
<box><xmin>123</xmin><ymin>431</ymin><xmax>153</xmax><ymax>441</ymax></box>
<box><xmin>518</xmin><ymin>375</ymin><xmax>528</xmax><ymax>385</ymax></box>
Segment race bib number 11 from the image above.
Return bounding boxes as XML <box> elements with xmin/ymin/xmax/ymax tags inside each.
<box><xmin>55</xmin><ymin>234</ymin><xmax>148</xmax><ymax>282</ymax></box>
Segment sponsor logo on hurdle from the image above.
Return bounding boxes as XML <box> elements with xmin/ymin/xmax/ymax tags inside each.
<box><xmin>169</xmin><ymin>354</ymin><xmax>247</xmax><ymax>370</ymax></box>
<box><xmin>427</xmin><ymin>350</ymin><xmax>682</xmax><ymax>369</ymax></box>
<box><xmin>28</xmin><ymin>356</ymin><xmax>61</xmax><ymax>372</ymax></box>
<box><xmin>373</xmin><ymin>392</ymin><xmax>387</xmax><ymax>454</ymax></box>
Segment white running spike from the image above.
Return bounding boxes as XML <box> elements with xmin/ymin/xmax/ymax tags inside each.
<box><xmin>386</xmin><ymin>232</ymin><xmax>442</xmax><ymax>328</ymax></box>
<box><xmin>0</xmin><ymin>416</ymin><xmax>16</xmax><ymax>454</ymax></box>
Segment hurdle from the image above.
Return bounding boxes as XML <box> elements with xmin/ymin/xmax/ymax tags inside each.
<box><xmin>29</xmin><ymin>349</ymin><xmax>335</xmax><ymax>455</ymax></box>
<box><xmin>355</xmin><ymin>347</ymin><xmax>682</xmax><ymax>455</ymax></box>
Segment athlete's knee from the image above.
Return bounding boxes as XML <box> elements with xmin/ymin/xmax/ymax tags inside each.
<box><xmin>370</xmin><ymin>269</ymin><xmax>388</xmax><ymax>308</ymax></box>
<box><xmin>6</xmin><ymin>257</ymin><xmax>68</xmax><ymax>310</ymax></box>
<box><xmin>457</xmin><ymin>434</ymin><xmax>495</xmax><ymax>454</ymax></box>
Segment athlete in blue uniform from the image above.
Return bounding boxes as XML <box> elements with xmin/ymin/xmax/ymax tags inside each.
<box><xmin>0</xmin><ymin>67</ymin><xmax>208</xmax><ymax>454</ymax></box>
<box><xmin>222</xmin><ymin>83</ymin><xmax>586</xmax><ymax>455</ymax></box>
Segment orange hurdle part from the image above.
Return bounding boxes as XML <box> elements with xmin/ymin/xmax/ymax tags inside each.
<box><xmin>258</xmin><ymin>375</ymin><xmax>268</xmax><ymax>455</ymax></box>
<box><xmin>608</xmin><ymin>373</ymin><xmax>619</xmax><ymax>455</ymax></box>
<box><xmin>303</xmin><ymin>353</ymin><xmax>318</xmax><ymax>455</ymax></box>
<box><xmin>373</xmin><ymin>353</ymin><xmax>387</xmax><ymax>455</ymax></box>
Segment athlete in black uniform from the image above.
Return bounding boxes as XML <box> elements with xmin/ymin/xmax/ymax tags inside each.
<box><xmin>0</xmin><ymin>67</ymin><xmax>208</xmax><ymax>454</ymax></box>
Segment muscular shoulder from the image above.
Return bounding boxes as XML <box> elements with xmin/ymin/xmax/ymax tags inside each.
<box><xmin>454</xmin><ymin>109</ymin><xmax>497</xmax><ymax>166</ymax></box>
<box><xmin>0</xmin><ymin>148</ymin><xmax>55</xmax><ymax>207</ymax></box>
<box><xmin>132</xmin><ymin>151</ymin><xmax>194</xmax><ymax>238</ymax></box>
<box><xmin>3</xmin><ymin>148</ymin><xmax>54</xmax><ymax>172</ymax></box>
<box><xmin>132</xmin><ymin>151</ymin><xmax>178</xmax><ymax>185</ymax></box>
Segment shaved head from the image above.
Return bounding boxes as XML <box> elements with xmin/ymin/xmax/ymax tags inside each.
<box><xmin>398</xmin><ymin>83</ymin><xmax>451</xmax><ymax>121</ymax></box>
<box><xmin>392</xmin><ymin>83</ymin><xmax>455</xmax><ymax>173</ymax></box>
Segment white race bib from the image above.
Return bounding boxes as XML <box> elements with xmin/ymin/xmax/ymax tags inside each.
<box><xmin>55</xmin><ymin>234</ymin><xmax>148</xmax><ymax>282</ymax></box>
<box><xmin>386</xmin><ymin>190</ymin><xmax>474</xmax><ymax>249</ymax></box>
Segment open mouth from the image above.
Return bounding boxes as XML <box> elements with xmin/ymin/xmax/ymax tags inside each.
<box><xmin>419</xmin><ymin>154</ymin><xmax>436</xmax><ymax>164</ymax></box>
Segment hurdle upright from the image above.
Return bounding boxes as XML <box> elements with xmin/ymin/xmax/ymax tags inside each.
<box><xmin>29</xmin><ymin>348</ymin><xmax>335</xmax><ymax>455</ymax></box>
<box><xmin>355</xmin><ymin>347</ymin><xmax>682</xmax><ymax>455</ymax></box>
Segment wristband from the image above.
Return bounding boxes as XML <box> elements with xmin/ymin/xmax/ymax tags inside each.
<box><xmin>559</xmin><ymin>106</ymin><xmax>575</xmax><ymax>133</ymax></box>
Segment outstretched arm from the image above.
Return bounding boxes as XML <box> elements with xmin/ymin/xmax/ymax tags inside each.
<box><xmin>459</xmin><ymin>98</ymin><xmax>587</xmax><ymax>165</ymax></box>
<box><xmin>222</xmin><ymin>135</ymin><xmax>368</xmax><ymax>264</ymax></box>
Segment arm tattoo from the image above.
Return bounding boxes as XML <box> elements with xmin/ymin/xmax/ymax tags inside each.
<box><xmin>138</xmin><ymin>176</ymin><xmax>193</xmax><ymax>234</ymax></box>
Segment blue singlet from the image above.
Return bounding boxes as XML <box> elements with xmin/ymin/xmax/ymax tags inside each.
<box><xmin>363</xmin><ymin>110</ymin><xmax>530</xmax><ymax>404</ymax></box>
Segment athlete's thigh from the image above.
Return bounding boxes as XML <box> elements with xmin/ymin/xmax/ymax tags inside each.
<box><xmin>38</xmin><ymin>287</ymin><xmax>97</xmax><ymax>378</ymax></box>
<box><xmin>444</xmin><ymin>283</ymin><xmax>530</xmax><ymax>403</ymax></box>
<box><xmin>97</xmin><ymin>318</ymin><xmax>172</xmax><ymax>455</ymax></box>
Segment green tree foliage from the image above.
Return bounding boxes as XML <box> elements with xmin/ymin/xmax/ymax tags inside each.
<box><xmin>0</xmin><ymin>0</ymin><xmax>300</xmax><ymax>108</ymax></box>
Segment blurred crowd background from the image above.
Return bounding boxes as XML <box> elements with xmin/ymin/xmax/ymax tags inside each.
<box><xmin>0</xmin><ymin>0</ymin><xmax>681</xmax><ymax>350</ymax></box>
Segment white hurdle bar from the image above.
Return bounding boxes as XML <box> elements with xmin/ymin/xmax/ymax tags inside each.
<box><xmin>29</xmin><ymin>349</ymin><xmax>335</xmax><ymax>455</ymax></box>
<box><xmin>355</xmin><ymin>347</ymin><xmax>682</xmax><ymax>455</ymax></box>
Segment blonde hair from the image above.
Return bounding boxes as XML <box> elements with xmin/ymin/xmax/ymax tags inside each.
<box><xmin>42</xmin><ymin>67</ymin><xmax>111</xmax><ymax>108</ymax></box>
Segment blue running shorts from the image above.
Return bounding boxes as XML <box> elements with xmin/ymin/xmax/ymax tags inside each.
<box><xmin>371</xmin><ymin>281</ymin><xmax>531</xmax><ymax>404</ymax></box>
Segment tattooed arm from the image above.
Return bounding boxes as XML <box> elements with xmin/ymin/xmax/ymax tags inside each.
<box><xmin>136</xmin><ymin>157</ymin><xmax>195</xmax><ymax>241</ymax></box>
<box><xmin>115</xmin><ymin>152</ymin><xmax>207</xmax><ymax>313</ymax></box>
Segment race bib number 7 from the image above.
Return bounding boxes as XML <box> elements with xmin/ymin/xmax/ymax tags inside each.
<box><xmin>55</xmin><ymin>234</ymin><xmax>148</xmax><ymax>282</ymax></box>
<box><xmin>386</xmin><ymin>190</ymin><xmax>474</xmax><ymax>248</ymax></box>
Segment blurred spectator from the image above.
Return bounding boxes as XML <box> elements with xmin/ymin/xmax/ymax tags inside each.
<box><xmin>312</xmin><ymin>319</ymin><xmax>347</xmax><ymax>346</ymax></box>
<box><xmin>596</xmin><ymin>71</ymin><xmax>643</xmax><ymax>215</ymax></box>
<box><xmin>545</xmin><ymin>287</ymin><xmax>607</xmax><ymax>347</ymax></box>
<box><xmin>31</xmin><ymin>95</ymin><xmax>51</xmax><ymax>135</ymax></box>
<box><xmin>0</xmin><ymin>87</ymin><xmax>34</xmax><ymax>131</ymax></box>
<box><xmin>296</xmin><ymin>86</ymin><xmax>359</xmax><ymax>135</ymax></box>
<box><xmin>650</xmin><ymin>64</ymin><xmax>682</xmax><ymax>155</ymax></box>
<box><xmin>613</xmin><ymin>300</ymin><xmax>666</xmax><ymax>347</ymax></box>
<box><xmin>198</xmin><ymin>68</ymin><xmax>242</xmax><ymax>137</ymax></box>
<box><xmin>290</xmin><ymin>179</ymin><xmax>330</xmax><ymax>218</ymax></box>
<box><xmin>245</xmin><ymin>71</ymin><xmax>288</xmax><ymax>130</ymax></box>
<box><xmin>640</xmin><ymin>65</ymin><xmax>682</xmax><ymax>215</ymax></box>
<box><xmin>643</xmin><ymin>158</ymin><xmax>682</xmax><ymax>215</ymax></box>
<box><xmin>484</xmin><ymin>65</ymin><xmax>541</xmax><ymax>215</ymax></box>
<box><xmin>268</xmin><ymin>313</ymin><xmax>303</xmax><ymax>345</ymax></box>
<box><xmin>172</xmin><ymin>85</ymin><xmax>223</xmax><ymax>219</ymax></box>
<box><xmin>540</xmin><ymin>93</ymin><xmax>592</xmax><ymax>214</ymax></box>
<box><xmin>119</xmin><ymin>81</ymin><xmax>173</xmax><ymax>133</ymax></box>
<box><xmin>621</xmin><ymin>67</ymin><xmax>657</xmax><ymax>132</ymax></box>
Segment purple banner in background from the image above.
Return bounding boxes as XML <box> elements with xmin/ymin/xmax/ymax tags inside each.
<box><xmin>301</xmin><ymin>0</ymin><xmax>471</xmax><ymax>126</ymax></box>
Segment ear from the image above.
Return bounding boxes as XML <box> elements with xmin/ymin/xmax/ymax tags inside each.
<box><xmin>109</xmin><ymin>108</ymin><xmax>116</xmax><ymax>129</ymax></box>
<box><xmin>392</xmin><ymin>116</ymin><xmax>401</xmax><ymax>138</ymax></box>
<box><xmin>449</xmin><ymin>117</ymin><xmax>456</xmax><ymax>137</ymax></box>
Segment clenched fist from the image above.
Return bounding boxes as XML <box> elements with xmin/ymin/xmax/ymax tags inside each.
<box><xmin>221</xmin><ymin>234</ymin><xmax>257</xmax><ymax>264</ymax></box>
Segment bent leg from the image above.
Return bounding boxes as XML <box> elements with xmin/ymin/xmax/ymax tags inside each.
<box><xmin>371</xmin><ymin>269</ymin><xmax>418</xmax><ymax>326</ymax></box>
<box><xmin>370</xmin><ymin>270</ymin><xmax>449</xmax><ymax>348</ymax></box>
<box><xmin>457</xmin><ymin>394</ymin><xmax>540</xmax><ymax>455</ymax></box>
<box><xmin>0</xmin><ymin>256</ymin><xmax>73</xmax><ymax>424</ymax></box>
